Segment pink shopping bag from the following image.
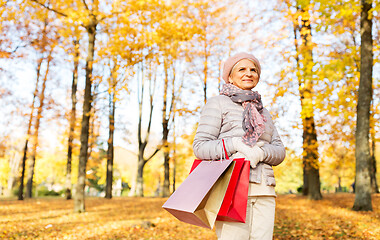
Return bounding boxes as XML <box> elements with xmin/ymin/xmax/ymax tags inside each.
<box><xmin>163</xmin><ymin>149</ymin><xmax>234</xmax><ymax>228</ymax></box>
<box><xmin>190</xmin><ymin>140</ymin><xmax>250</xmax><ymax>223</ymax></box>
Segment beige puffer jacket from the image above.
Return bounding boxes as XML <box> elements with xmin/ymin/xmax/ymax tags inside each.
<box><xmin>193</xmin><ymin>95</ymin><xmax>286</xmax><ymax>186</ymax></box>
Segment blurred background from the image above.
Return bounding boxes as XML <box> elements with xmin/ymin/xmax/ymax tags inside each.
<box><xmin>0</xmin><ymin>0</ymin><xmax>379</xmax><ymax>200</ymax></box>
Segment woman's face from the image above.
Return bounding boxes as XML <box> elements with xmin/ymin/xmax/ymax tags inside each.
<box><xmin>228</xmin><ymin>59</ymin><xmax>259</xmax><ymax>90</ymax></box>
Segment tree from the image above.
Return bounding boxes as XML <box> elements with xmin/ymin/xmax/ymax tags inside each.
<box><xmin>370</xmin><ymin>105</ymin><xmax>379</xmax><ymax>193</ymax></box>
<box><xmin>186</xmin><ymin>0</ymin><xmax>227</xmax><ymax>103</ymax></box>
<box><xmin>99</xmin><ymin>1</ymin><xmax>162</xmax><ymax>197</ymax></box>
<box><xmin>17</xmin><ymin>7</ymin><xmax>57</xmax><ymax>199</ymax></box>
<box><xmin>18</xmin><ymin>62</ymin><xmax>40</xmax><ymax>200</ymax></box>
<box><xmin>30</xmin><ymin>0</ymin><xmax>105</xmax><ymax>212</ymax></box>
<box><xmin>161</xmin><ymin>58</ymin><xmax>178</xmax><ymax>197</ymax></box>
<box><xmin>353</xmin><ymin>0</ymin><xmax>373</xmax><ymax>211</ymax></box>
<box><xmin>370</xmin><ymin>125</ymin><xmax>378</xmax><ymax>193</ymax></box>
<box><xmin>76</xmin><ymin>9</ymin><xmax>97</xmax><ymax>213</ymax></box>
<box><xmin>96</xmin><ymin>8</ymin><xmax>134</xmax><ymax>198</ymax></box>
<box><xmin>102</xmin><ymin>56</ymin><xmax>129</xmax><ymax>199</ymax></box>
<box><xmin>65</xmin><ymin>36</ymin><xmax>80</xmax><ymax>200</ymax></box>
<box><xmin>104</xmin><ymin>61</ymin><xmax>116</xmax><ymax>199</ymax></box>
<box><xmin>293</xmin><ymin>1</ymin><xmax>322</xmax><ymax>200</ymax></box>
<box><xmin>25</xmin><ymin>48</ymin><xmax>53</xmax><ymax>198</ymax></box>
<box><xmin>135</xmin><ymin>59</ymin><xmax>161</xmax><ymax>197</ymax></box>
<box><xmin>23</xmin><ymin>10</ymin><xmax>60</xmax><ymax>198</ymax></box>
<box><xmin>155</xmin><ymin>0</ymin><xmax>196</xmax><ymax>197</ymax></box>
<box><xmin>18</xmin><ymin>16</ymin><xmax>54</xmax><ymax>200</ymax></box>
<box><xmin>369</xmin><ymin>88</ymin><xmax>379</xmax><ymax>193</ymax></box>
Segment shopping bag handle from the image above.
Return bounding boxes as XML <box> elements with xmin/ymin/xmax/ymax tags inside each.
<box><xmin>222</xmin><ymin>139</ymin><xmax>229</xmax><ymax>160</ymax></box>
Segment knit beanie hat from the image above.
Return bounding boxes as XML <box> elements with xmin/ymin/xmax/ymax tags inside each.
<box><xmin>222</xmin><ymin>52</ymin><xmax>261</xmax><ymax>83</ymax></box>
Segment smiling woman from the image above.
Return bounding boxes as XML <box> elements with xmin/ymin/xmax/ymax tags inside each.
<box><xmin>193</xmin><ymin>52</ymin><xmax>286</xmax><ymax>240</ymax></box>
<box><xmin>227</xmin><ymin>59</ymin><xmax>260</xmax><ymax>90</ymax></box>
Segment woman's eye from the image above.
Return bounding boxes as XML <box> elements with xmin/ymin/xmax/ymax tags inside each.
<box><xmin>251</xmin><ymin>68</ymin><xmax>257</xmax><ymax>72</ymax></box>
<box><xmin>239</xmin><ymin>68</ymin><xmax>245</xmax><ymax>71</ymax></box>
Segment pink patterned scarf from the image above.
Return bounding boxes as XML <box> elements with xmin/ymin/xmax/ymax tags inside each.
<box><xmin>220</xmin><ymin>83</ymin><xmax>266</xmax><ymax>147</ymax></box>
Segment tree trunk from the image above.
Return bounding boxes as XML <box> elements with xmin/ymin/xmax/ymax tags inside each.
<box><xmin>203</xmin><ymin>51</ymin><xmax>208</xmax><ymax>104</ymax></box>
<box><xmin>136</xmin><ymin>155</ymin><xmax>147</xmax><ymax>197</ymax></box>
<box><xmin>370</xmin><ymin>103</ymin><xmax>378</xmax><ymax>193</ymax></box>
<box><xmin>162</xmin><ymin>125</ymin><xmax>170</xmax><ymax>197</ymax></box>
<box><xmin>66</xmin><ymin>39</ymin><xmax>79</xmax><ymax>200</ymax></box>
<box><xmin>172</xmin><ymin>154</ymin><xmax>176</xmax><ymax>193</ymax></box>
<box><xmin>105</xmin><ymin>90</ymin><xmax>115</xmax><ymax>199</ymax></box>
<box><xmin>162</xmin><ymin>60</ymin><xmax>170</xmax><ymax>197</ymax></box>
<box><xmin>302</xmin><ymin>166</ymin><xmax>308</xmax><ymax>195</ymax></box>
<box><xmin>87</xmin><ymin>83</ymin><xmax>100</xmax><ymax>162</ymax></box>
<box><xmin>74</xmin><ymin>20</ymin><xmax>96</xmax><ymax>213</ymax></box>
<box><xmin>18</xmin><ymin>143</ymin><xmax>28</xmax><ymax>200</ymax></box>
<box><xmin>297</xmin><ymin>4</ymin><xmax>322</xmax><ymax>200</ymax></box>
<box><xmin>302</xmin><ymin>116</ymin><xmax>321</xmax><ymax>200</ymax></box>
<box><xmin>135</xmin><ymin>61</ymin><xmax>161</xmax><ymax>197</ymax></box>
<box><xmin>292</xmin><ymin>11</ymin><xmax>309</xmax><ymax>197</ymax></box>
<box><xmin>370</xmin><ymin>138</ymin><xmax>378</xmax><ymax>193</ymax></box>
<box><xmin>353</xmin><ymin>0</ymin><xmax>373</xmax><ymax>211</ymax></box>
<box><xmin>18</xmin><ymin>57</ymin><xmax>42</xmax><ymax>200</ymax></box>
<box><xmin>172</xmin><ymin>124</ymin><xmax>177</xmax><ymax>193</ymax></box>
<box><xmin>25</xmin><ymin>53</ymin><xmax>51</xmax><ymax>198</ymax></box>
<box><xmin>337</xmin><ymin>176</ymin><xmax>342</xmax><ymax>192</ymax></box>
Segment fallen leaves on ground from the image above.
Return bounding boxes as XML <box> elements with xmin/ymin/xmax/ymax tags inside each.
<box><xmin>0</xmin><ymin>194</ymin><xmax>379</xmax><ymax>239</ymax></box>
<box><xmin>274</xmin><ymin>194</ymin><xmax>380</xmax><ymax>240</ymax></box>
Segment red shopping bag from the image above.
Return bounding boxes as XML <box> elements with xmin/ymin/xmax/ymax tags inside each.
<box><xmin>190</xmin><ymin>140</ymin><xmax>250</xmax><ymax>223</ymax></box>
<box><xmin>216</xmin><ymin>159</ymin><xmax>249</xmax><ymax>222</ymax></box>
<box><xmin>162</xmin><ymin>159</ymin><xmax>235</xmax><ymax>229</ymax></box>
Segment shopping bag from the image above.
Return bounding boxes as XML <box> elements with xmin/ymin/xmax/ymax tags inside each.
<box><xmin>189</xmin><ymin>139</ymin><xmax>231</xmax><ymax>173</ymax></box>
<box><xmin>162</xmin><ymin>159</ymin><xmax>235</xmax><ymax>229</ymax></box>
<box><xmin>190</xmin><ymin>139</ymin><xmax>250</xmax><ymax>223</ymax></box>
<box><xmin>216</xmin><ymin>158</ymin><xmax>250</xmax><ymax>222</ymax></box>
<box><xmin>191</xmin><ymin>158</ymin><xmax>250</xmax><ymax>223</ymax></box>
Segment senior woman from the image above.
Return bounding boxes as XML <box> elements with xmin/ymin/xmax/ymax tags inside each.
<box><xmin>193</xmin><ymin>52</ymin><xmax>286</xmax><ymax>240</ymax></box>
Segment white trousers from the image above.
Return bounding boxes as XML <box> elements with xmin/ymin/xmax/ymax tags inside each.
<box><xmin>215</xmin><ymin>196</ymin><xmax>276</xmax><ymax>240</ymax></box>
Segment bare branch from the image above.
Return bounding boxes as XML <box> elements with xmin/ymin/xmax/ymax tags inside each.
<box><xmin>82</xmin><ymin>0</ymin><xmax>89</xmax><ymax>10</ymax></box>
<box><xmin>137</xmin><ymin>62</ymin><xmax>144</xmax><ymax>146</ymax></box>
<box><xmin>29</xmin><ymin>0</ymin><xmax>88</xmax><ymax>29</ymax></box>
<box><xmin>145</xmin><ymin>147</ymin><xmax>162</xmax><ymax>162</ymax></box>
<box><xmin>144</xmin><ymin>67</ymin><xmax>156</xmax><ymax>144</ymax></box>
<box><xmin>30</xmin><ymin>0</ymin><xmax>68</xmax><ymax>17</ymax></box>
<box><xmin>11</xmin><ymin>43</ymin><xmax>28</xmax><ymax>53</ymax></box>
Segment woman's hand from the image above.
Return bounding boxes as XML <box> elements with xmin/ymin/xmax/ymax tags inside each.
<box><xmin>232</xmin><ymin>137</ymin><xmax>265</xmax><ymax>168</ymax></box>
<box><xmin>230</xmin><ymin>152</ymin><xmax>247</xmax><ymax>160</ymax></box>
<box><xmin>247</xmin><ymin>145</ymin><xmax>265</xmax><ymax>168</ymax></box>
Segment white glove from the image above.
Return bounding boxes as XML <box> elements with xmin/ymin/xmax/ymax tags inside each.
<box><xmin>230</xmin><ymin>152</ymin><xmax>247</xmax><ymax>160</ymax></box>
<box><xmin>232</xmin><ymin>137</ymin><xmax>265</xmax><ymax>168</ymax></box>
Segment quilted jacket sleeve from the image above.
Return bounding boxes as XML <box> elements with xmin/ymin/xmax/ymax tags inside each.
<box><xmin>192</xmin><ymin>97</ymin><xmax>236</xmax><ymax>160</ymax></box>
<box><xmin>260</xmin><ymin>118</ymin><xmax>286</xmax><ymax>166</ymax></box>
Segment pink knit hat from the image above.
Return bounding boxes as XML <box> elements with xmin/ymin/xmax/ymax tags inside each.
<box><xmin>222</xmin><ymin>52</ymin><xmax>261</xmax><ymax>83</ymax></box>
